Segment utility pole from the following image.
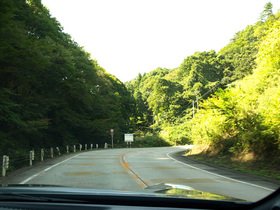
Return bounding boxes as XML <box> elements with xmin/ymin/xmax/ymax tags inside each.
<box><xmin>192</xmin><ymin>100</ymin><xmax>195</xmax><ymax>118</ymax></box>
<box><xmin>152</xmin><ymin>115</ymin><xmax>155</xmax><ymax>134</ymax></box>
<box><xmin>150</xmin><ymin>115</ymin><xmax>155</xmax><ymax>134</ymax></box>
<box><xmin>196</xmin><ymin>95</ymin><xmax>199</xmax><ymax>111</ymax></box>
<box><xmin>194</xmin><ymin>91</ymin><xmax>199</xmax><ymax>112</ymax></box>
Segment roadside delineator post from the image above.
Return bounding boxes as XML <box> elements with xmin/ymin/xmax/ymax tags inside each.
<box><xmin>90</xmin><ymin>144</ymin><xmax>93</xmax><ymax>149</ymax></box>
<box><xmin>2</xmin><ymin>155</ymin><xmax>9</xmax><ymax>177</ymax></box>
<box><xmin>56</xmin><ymin>147</ymin><xmax>61</xmax><ymax>155</ymax></box>
<box><xmin>85</xmin><ymin>144</ymin><xmax>87</xmax><ymax>150</ymax></box>
<box><xmin>96</xmin><ymin>144</ymin><xmax>98</xmax><ymax>149</ymax></box>
<box><xmin>80</xmin><ymin>144</ymin><xmax>82</xmax><ymax>151</ymax></box>
<box><xmin>74</xmin><ymin>145</ymin><xmax>76</xmax><ymax>153</ymax></box>
<box><xmin>66</xmin><ymin>145</ymin><xmax>69</xmax><ymax>154</ymax></box>
<box><xmin>41</xmin><ymin>149</ymin><xmax>44</xmax><ymax>161</ymax></box>
<box><xmin>2</xmin><ymin>155</ymin><xmax>6</xmax><ymax>177</ymax></box>
<box><xmin>50</xmin><ymin>147</ymin><xmax>54</xmax><ymax>158</ymax></box>
<box><xmin>29</xmin><ymin>151</ymin><xmax>34</xmax><ymax>166</ymax></box>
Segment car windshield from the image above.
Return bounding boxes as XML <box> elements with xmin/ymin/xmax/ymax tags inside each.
<box><xmin>0</xmin><ymin>0</ymin><xmax>280</xmax><ymax>204</ymax></box>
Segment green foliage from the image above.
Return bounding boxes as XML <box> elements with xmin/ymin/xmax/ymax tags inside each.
<box><xmin>219</xmin><ymin>2</ymin><xmax>279</xmax><ymax>83</ymax></box>
<box><xmin>0</xmin><ymin>0</ymin><xmax>135</xmax><ymax>155</ymax></box>
<box><xmin>126</xmin><ymin>2</ymin><xmax>280</xmax><ymax>154</ymax></box>
<box><xmin>260</xmin><ymin>2</ymin><xmax>274</xmax><ymax>22</ymax></box>
<box><xmin>134</xmin><ymin>132</ymin><xmax>170</xmax><ymax>147</ymax></box>
<box><xmin>189</xmin><ymin>18</ymin><xmax>280</xmax><ymax>156</ymax></box>
<box><xmin>178</xmin><ymin>50</ymin><xmax>232</xmax><ymax>91</ymax></box>
<box><xmin>126</xmin><ymin>51</ymin><xmax>233</xmax><ymax>145</ymax></box>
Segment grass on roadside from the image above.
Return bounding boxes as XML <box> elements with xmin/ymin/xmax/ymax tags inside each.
<box><xmin>185</xmin><ymin>144</ymin><xmax>280</xmax><ymax>182</ymax></box>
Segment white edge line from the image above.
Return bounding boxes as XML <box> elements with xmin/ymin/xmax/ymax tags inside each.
<box><xmin>20</xmin><ymin>174</ymin><xmax>39</xmax><ymax>184</ymax></box>
<box><xmin>166</xmin><ymin>151</ymin><xmax>275</xmax><ymax>192</ymax></box>
<box><xmin>20</xmin><ymin>154</ymin><xmax>80</xmax><ymax>184</ymax></box>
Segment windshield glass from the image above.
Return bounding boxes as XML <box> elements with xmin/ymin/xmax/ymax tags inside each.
<box><xmin>1</xmin><ymin>0</ymin><xmax>280</xmax><ymax>203</ymax></box>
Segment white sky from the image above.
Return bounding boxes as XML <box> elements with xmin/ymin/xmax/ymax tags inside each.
<box><xmin>42</xmin><ymin>0</ymin><xmax>280</xmax><ymax>82</ymax></box>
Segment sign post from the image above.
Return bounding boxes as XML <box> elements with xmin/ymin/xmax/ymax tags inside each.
<box><xmin>110</xmin><ymin>129</ymin><xmax>114</xmax><ymax>148</ymax></box>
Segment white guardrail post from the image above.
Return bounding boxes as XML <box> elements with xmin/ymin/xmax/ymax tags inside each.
<box><xmin>41</xmin><ymin>149</ymin><xmax>44</xmax><ymax>161</ymax></box>
<box><xmin>29</xmin><ymin>151</ymin><xmax>34</xmax><ymax>166</ymax></box>
<box><xmin>90</xmin><ymin>144</ymin><xmax>93</xmax><ymax>149</ymax></box>
<box><xmin>50</xmin><ymin>147</ymin><xmax>53</xmax><ymax>158</ymax></box>
<box><xmin>66</xmin><ymin>145</ymin><xmax>69</xmax><ymax>153</ymax></box>
<box><xmin>56</xmin><ymin>147</ymin><xmax>61</xmax><ymax>156</ymax></box>
<box><xmin>85</xmin><ymin>144</ymin><xmax>87</xmax><ymax>151</ymax></box>
<box><xmin>2</xmin><ymin>155</ymin><xmax>9</xmax><ymax>177</ymax></box>
<box><xmin>96</xmin><ymin>144</ymin><xmax>98</xmax><ymax>149</ymax></box>
<box><xmin>73</xmin><ymin>145</ymin><xmax>76</xmax><ymax>152</ymax></box>
<box><xmin>2</xmin><ymin>155</ymin><xmax>5</xmax><ymax>177</ymax></box>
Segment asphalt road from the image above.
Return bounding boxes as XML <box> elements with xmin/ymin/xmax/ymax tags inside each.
<box><xmin>3</xmin><ymin>146</ymin><xmax>279</xmax><ymax>201</ymax></box>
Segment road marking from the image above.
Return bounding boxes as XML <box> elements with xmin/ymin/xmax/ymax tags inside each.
<box><xmin>120</xmin><ymin>151</ymin><xmax>150</xmax><ymax>189</ymax></box>
<box><xmin>142</xmin><ymin>166</ymin><xmax>180</xmax><ymax>169</ymax></box>
<box><xmin>166</xmin><ymin>151</ymin><xmax>275</xmax><ymax>192</ymax></box>
<box><xmin>64</xmin><ymin>171</ymin><xmax>104</xmax><ymax>176</ymax></box>
<box><xmin>20</xmin><ymin>154</ymin><xmax>79</xmax><ymax>184</ymax></box>
<box><xmin>19</xmin><ymin>174</ymin><xmax>39</xmax><ymax>184</ymax></box>
<box><xmin>62</xmin><ymin>163</ymin><xmax>121</xmax><ymax>166</ymax></box>
<box><xmin>151</xmin><ymin>178</ymin><xmax>218</xmax><ymax>183</ymax></box>
<box><xmin>63</xmin><ymin>171</ymin><xmax>127</xmax><ymax>176</ymax></box>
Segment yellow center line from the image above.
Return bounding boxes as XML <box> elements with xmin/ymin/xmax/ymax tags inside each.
<box><xmin>120</xmin><ymin>151</ymin><xmax>150</xmax><ymax>189</ymax></box>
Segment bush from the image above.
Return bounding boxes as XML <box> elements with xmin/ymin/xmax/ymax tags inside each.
<box><xmin>135</xmin><ymin>133</ymin><xmax>171</xmax><ymax>147</ymax></box>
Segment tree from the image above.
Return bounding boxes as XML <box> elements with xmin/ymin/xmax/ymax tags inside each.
<box><xmin>260</xmin><ymin>2</ymin><xmax>274</xmax><ymax>21</ymax></box>
<box><xmin>0</xmin><ymin>0</ymin><xmax>136</xmax><ymax>154</ymax></box>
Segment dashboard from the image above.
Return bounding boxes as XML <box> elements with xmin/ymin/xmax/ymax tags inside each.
<box><xmin>0</xmin><ymin>186</ymin><xmax>280</xmax><ymax>210</ymax></box>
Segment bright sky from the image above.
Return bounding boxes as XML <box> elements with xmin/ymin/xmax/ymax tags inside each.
<box><xmin>42</xmin><ymin>0</ymin><xmax>280</xmax><ymax>82</ymax></box>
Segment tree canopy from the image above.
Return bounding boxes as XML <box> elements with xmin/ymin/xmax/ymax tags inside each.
<box><xmin>126</xmin><ymin>2</ymin><xmax>280</xmax><ymax>152</ymax></box>
<box><xmin>0</xmin><ymin>0</ymin><xmax>135</xmax><ymax>155</ymax></box>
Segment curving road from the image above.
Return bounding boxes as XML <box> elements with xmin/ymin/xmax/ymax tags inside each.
<box><xmin>3</xmin><ymin>146</ymin><xmax>279</xmax><ymax>201</ymax></box>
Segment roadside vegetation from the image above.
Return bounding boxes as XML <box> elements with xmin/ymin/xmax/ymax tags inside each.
<box><xmin>186</xmin><ymin>145</ymin><xmax>280</xmax><ymax>180</ymax></box>
<box><xmin>134</xmin><ymin>132</ymin><xmax>171</xmax><ymax>147</ymax></box>
<box><xmin>1</xmin><ymin>1</ymin><xmax>280</xmax><ymax>178</ymax></box>
<box><xmin>0</xmin><ymin>0</ymin><xmax>136</xmax><ymax>158</ymax></box>
<box><xmin>184</xmin><ymin>16</ymin><xmax>280</xmax><ymax>179</ymax></box>
<box><xmin>127</xmin><ymin>3</ymin><xmax>280</xmax><ymax>178</ymax></box>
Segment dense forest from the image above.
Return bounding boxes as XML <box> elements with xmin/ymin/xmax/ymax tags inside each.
<box><xmin>127</xmin><ymin>2</ymin><xmax>280</xmax><ymax>158</ymax></box>
<box><xmin>1</xmin><ymin>0</ymin><xmax>280</xmax><ymax>166</ymax></box>
<box><xmin>0</xmin><ymin>0</ymin><xmax>135</xmax><ymax>156</ymax></box>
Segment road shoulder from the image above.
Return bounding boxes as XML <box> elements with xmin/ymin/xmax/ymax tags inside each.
<box><xmin>168</xmin><ymin>150</ymin><xmax>280</xmax><ymax>191</ymax></box>
<box><xmin>0</xmin><ymin>152</ymin><xmax>83</xmax><ymax>185</ymax></box>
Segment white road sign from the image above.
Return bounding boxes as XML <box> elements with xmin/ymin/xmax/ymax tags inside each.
<box><xmin>124</xmin><ymin>134</ymin><xmax>133</xmax><ymax>142</ymax></box>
